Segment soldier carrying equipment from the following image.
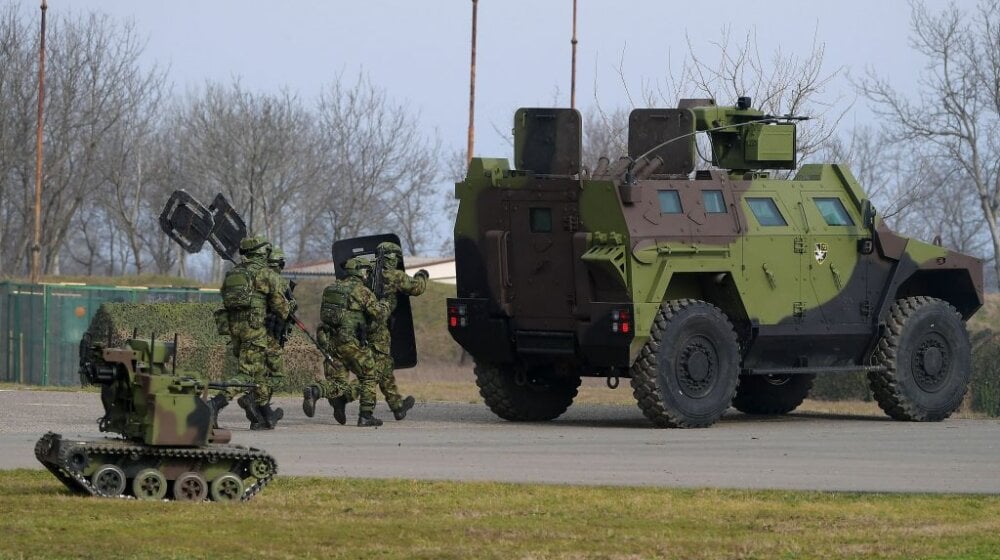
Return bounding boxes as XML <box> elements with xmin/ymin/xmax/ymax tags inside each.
<box><xmin>303</xmin><ymin>256</ymin><xmax>391</xmax><ymax>427</ymax></box>
<box><xmin>217</xmin><ymin>235</ymin><xmax>293</xmax><ymax>430</ymax></box>
<box><xmin>368</xmin><ymin>241</ymin><xmax>427</xmax><ymax>422</ymax></box>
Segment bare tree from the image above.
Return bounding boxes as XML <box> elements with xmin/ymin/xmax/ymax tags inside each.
<box><xmin>857</xmin><ymin>0</ymin><xmax>1000</xmax><ymax>287</ymax></box>
<box><xmin>173</xmin><ymin>81</ymin><xmax>322</xmax><ymax>274</ymax></box>
<box><xmin>309</xmin><ymin>72</ymin><xmax>441</xmax><ymax>256</ymax></box>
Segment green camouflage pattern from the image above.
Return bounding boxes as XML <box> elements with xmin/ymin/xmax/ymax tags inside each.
<box><xmin>36</xmin><ymin>334</ymin><xmax>277</xmax><ymax>501</ymax></box>
<box><xmin>319</xmin><ymin>269</ymin><xmax>390</xmax><ymax>413</ymax></box>
<box><xmin>220</xmin><ymin>251</ymin><xmax>292</xmax><ymax>405</ymax></box>
<box><xmin>369</xmin><ymin>266</ymin><xmax>427</xmax><ymax>410</ymax></box>
<box><xmin>450</xmin><ymin>100</ymin><xmax>984</xmax><ymax>377</ymax></box>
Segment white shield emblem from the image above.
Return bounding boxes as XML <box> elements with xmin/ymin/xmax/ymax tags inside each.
<box><xmin>814</xmin><ymin>243</ymin><xmax>828</xmax><ymax>264</ymax></box>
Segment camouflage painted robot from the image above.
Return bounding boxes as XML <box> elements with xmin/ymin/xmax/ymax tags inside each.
<box><xmin>35</xmin><ymin>334</ymin><xmax>277</xmax><ymax>501</ymax></box>
<box><xmin>448</xmin><ymin>98</ymin><xmax>983</xmax><ymax>428</ymax></box>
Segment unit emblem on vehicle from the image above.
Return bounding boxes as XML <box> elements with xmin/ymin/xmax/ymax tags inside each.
<box><xmin>814</xmin><ymin>243</ymin><xmax>829</xmax><ymax>264</ymax></box>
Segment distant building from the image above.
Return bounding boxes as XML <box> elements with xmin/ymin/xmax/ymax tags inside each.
<box><xmin>285</xmin><ymin>256</ymin><xmax>456</xmax><ymax>285</ymax></box>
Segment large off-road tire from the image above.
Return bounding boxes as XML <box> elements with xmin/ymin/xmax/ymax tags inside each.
<box><xmin>731</xmin><ymin>374</ymin><xmax>815</xmax><ymax>415</ymax></box>
<box><xmin>868</xmin><ymin>297</ymin><xmax>971</xmax><ymax>421</ymax></box>
<box><xmin>630</xmin><ymin>299</ymin><xmax>740</xmax><ymax>428</ymax></box>
<box><xmin>474</xmin><ymin>362</ymin><xmax>581</xmax><ymax>421</ymax></box>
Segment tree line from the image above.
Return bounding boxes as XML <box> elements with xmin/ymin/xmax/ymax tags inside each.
<box><xmin>3</xmin><ymin>2</ymin><xmax>998</xmax><ymax>289</ymax></box>
<box><xmin>0</xmin><ymin>5</ymin><xmax>444</xmax><ymax>281</ymax></box>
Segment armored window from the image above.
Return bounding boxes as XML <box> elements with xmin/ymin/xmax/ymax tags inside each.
<box><xmin>702</xmin><ymin>190</ymin><xmax>727</xmax><ymax>214</ymax></box>
<box><xmin>746</xmin><ymin>197</ymin><xmax>787</xmax><ymax>227</ymax></box>
<box><xmin>658</xmin><ymin>190</ymin><xmax>683</xmax><ymax>214</ymax></box>
<box><xmin>814</xmin><ymin>197</ymin><xmax>854</xmax><ymax>226</ymax></box>
<box><xmin>530</xmin><ymin>207</ymin><xmax>552</xmax><ymax>233</ymax></box>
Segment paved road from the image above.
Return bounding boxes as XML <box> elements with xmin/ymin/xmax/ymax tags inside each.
<box><xmin>2</xmin><ymin>388</ymin><xmax>998</xmax><ymax>493</ymax></box>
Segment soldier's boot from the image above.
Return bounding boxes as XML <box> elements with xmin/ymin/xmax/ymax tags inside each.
<box><xmin>237</xmin><ymin>394</ymin><xmax>265</xmax><ymax>430</ymax></box>
<box><xmin>357</xmin><ymin>411</ymin><xmax>383</xmax><ymax>427</ymax></box>
<box><xmin>206</xmin><ymin>394</ymin><xmax>229</xmax><ymax>428</ymax></box>
<box><xmin>392</xmin><ymin>396</ymin><xmax>416</xmax><ymax>421</ymax></box>
<box><xmin>254</xmin><ymin>404</ymin><xmax>284</xmax><ymax>430</ymax></box>
<box><xmin>302</xmin><ymin>385</ymin><xmax>321</xmax><ymax>418</ymax></box>
<box><xmin>330</xmin><ymin>396</ymin><xmax>348</xmax><ymax>426</ymax></box>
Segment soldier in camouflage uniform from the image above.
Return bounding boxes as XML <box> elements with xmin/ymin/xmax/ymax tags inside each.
<box><xmin>302</xmin><ymin>256</ymin><xmax>390</xmax><ymax>427</ymax></box>
<box><xmin>212</xmin><ymin>235</ymin><xmax>294</xmax><ymax>430</ymax></box>
<box><xmin>369</xmin><ymin>241</ymin><xmax>428</xmax><ymax>421</ymax></box>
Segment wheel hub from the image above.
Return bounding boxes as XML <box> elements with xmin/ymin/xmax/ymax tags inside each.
<box><xmin>677</xmin><ymin>338</ymin><xmax>717</xmax><ymax>398</ymax></box>
<box><xmin>913</xmin><ymin>337</ymin><xmax>949</xmax><ymax>392</ymax></box>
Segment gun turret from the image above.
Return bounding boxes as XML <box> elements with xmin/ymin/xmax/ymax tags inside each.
<box><xmin>688</xmin><ymin>97</ymin><xmax>802</xmax><ymax>172</ymax></box>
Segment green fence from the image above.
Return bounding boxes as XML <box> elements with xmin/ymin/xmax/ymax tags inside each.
<box><xmin>0</xmin><ymin>282</ymin><xmax>220</xmax><ymax>386</ymax></box>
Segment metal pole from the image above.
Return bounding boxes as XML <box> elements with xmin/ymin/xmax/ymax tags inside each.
<box><xmin>30</xmin><ymin>0</ymin><xmax>47</xmax><ymax>283</ymax></box>
<box><xmin>570</xmin><ymin>0</ymin><xmax>577</xmax><ymax>109</ymax></box>
<box><xmin>467</xmin><ymin>0</ymin><xmax>478</xmax><ymax>165</ymax></box>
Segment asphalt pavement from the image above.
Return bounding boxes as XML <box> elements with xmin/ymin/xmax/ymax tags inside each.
<box><xmin>2</xmin><ymin>388</ymin><xmax>998</xmax><ymax>493</ymax></box>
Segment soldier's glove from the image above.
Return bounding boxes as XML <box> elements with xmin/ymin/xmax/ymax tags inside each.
<box><xmin>415</xmin><ymin>269</ymin><xmax>429</xmax><ymax>281</ymax></box>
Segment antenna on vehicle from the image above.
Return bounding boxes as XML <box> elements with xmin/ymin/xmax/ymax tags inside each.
<box><xmin>172</xmin><ymin>333</ymin><xmax>178</xmax><ymax>375</ymax></box>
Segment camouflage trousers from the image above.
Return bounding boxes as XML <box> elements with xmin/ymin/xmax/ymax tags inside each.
<box><xmin>373</xmin><ymin>351</ymin><xmax>404</xmax><ymax>411</ymax></box>
<box><xmin>224</xmin><ymin>324</ymin><xmax>284</xmax><ymax>406</ymax></box>
<box><xmin>315</xmin><ymin>327</ymin><xmax>360</xmax><ymax>404</ymax></box>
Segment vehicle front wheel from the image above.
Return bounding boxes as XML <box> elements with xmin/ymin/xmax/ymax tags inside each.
<box><xmin>868</xmin><ymin>297</ymin><xmax>971</xmax><ymax>421</ymax></box>
<box><xmin>474</xmin><ymin>362</ymin><xmax>580</xmax><ymax>421</ymax></box>
<box><xmin>630</xmin><ymin>299</ymin><xmax>740</xmax><ymax>428</ymax></box>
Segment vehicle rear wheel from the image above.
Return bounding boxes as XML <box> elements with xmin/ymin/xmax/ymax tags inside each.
<box><xmin>630</xmin><ymin>299</ymin><xmax>740</xmax><ymax>428</ymax></box>
<box><xmin>731</xmin><ymin>374</ymin><xmax>815</xmax><ymax>415</ymax></box>
<box><xmin>474</xmin><ymin>362</ymin><xmax>580</xmax><ymax>421</ymax></box>
<box><xmin>868</xmin><ymin>297</ymin><xmax>971</xmax><ymax>421</ymax></box>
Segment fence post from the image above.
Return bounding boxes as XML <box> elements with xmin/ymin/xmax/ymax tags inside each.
<box><xmin>41</xmin><ymin>284</ymin><xmax>49</xmax><ymax>385</ymax></box>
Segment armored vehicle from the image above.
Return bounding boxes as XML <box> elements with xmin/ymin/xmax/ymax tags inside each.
<box><xmin>35</xmin><ymin>334</ymin><xmax>277</xmax><ymax>500</ymax></box>
<box><xmin>448</xmin><ymin>98</ymin><xmax>984</xmax><ymax>428</ymax></box>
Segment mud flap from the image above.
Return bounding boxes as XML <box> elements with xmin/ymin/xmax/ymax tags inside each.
<box><xmin>332</xmin><ymin>234</ymin><xmax>418</xmax><ymax>369</ymax></box>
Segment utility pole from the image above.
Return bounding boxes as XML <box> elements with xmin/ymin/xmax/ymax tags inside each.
<box><xmin>570</xmin><ymin>0</ymin><xmax>578</xmax><ymax>109</ymax></box>
<box><xmin>467</xmin><ymin>0</ymin><xmax>478</xmax><ymax>165</ymax></box>
<box><xmin>30</xmin><ymin>0</ymin><xmax>47</xmax><ymax>283</ymax></box>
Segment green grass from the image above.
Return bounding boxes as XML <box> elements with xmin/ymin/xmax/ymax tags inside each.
<box><xmin>1</xmin><ymin>470</ymin><xmax>998</xmax><ymax>559</ymax></box>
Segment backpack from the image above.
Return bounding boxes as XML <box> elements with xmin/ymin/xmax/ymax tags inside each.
<box><xmin>221</xmin><ymin>265</ymin><xmax>256</xmax><ymax>310</ymax></box>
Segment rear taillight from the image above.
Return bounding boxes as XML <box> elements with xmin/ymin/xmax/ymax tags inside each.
<box><xmin>611</xmin><ymin>309</ymin><xmax>631</xmax><ymax>334</ymax></box>
<box><xmin>448</xmin><ymin>304</ymin><xmax>468</xmax><ymax>328</ymax></box>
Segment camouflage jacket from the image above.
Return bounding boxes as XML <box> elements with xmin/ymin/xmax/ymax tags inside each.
<box><xmin>369</xmin><ymin>268</ymin><xmax>428</xmax><ymax>351</ymax></box>
<box><xmin>320</xmin><ymin>275</ymin><xmax>390</xmax><ymax>344</ymax></box>
<box><xmin>221</xmin><ymin>255</ymin><xmax>292</xmax><ymax>324</ymax></box>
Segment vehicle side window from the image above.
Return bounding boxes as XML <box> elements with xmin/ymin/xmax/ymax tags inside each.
<box><xmin>813</xmin><ymin>197</ymin><xmax>854</xmax><ymax>226</ymax></box>
<box><xmin>529</xmin><ymin>207</ymin><xmax>552</xmax><ymax>233</ymax></box>
<box><xmin>702</xmin><ymin>190</ymin><xmax>727</xmax><ymax>213</ymax></box>
<box><xmin>746</xmin><ymin>197</ymin><xmax>787</xmax><ymax>227</ymax></box>
<box><xmin>658</xmin><ymin>190</ymin><xmax>683</xmax><ymax>214</ymax></box>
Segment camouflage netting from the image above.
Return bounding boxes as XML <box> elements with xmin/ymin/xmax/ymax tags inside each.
<box><xmin>88</xmin><ymin>302</ymin><xmax>324</xmax><ymax>390</ymax></box>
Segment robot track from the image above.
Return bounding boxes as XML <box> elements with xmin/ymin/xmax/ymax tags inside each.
<box><xmin>34</xmin><ymin>431</ymin><xmax>278</xmax><ymax>502</ymax></box>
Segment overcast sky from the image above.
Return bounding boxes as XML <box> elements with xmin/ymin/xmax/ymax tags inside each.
<box><xmin>32</xmin><ymin>0</ymin><xmax>927</xmax><ymax>161</ymax></box>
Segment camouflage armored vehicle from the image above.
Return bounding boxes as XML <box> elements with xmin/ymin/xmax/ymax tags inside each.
<box><xmin>448</xmin><ymin>98</ymin><xmax>984</xmax><ymax>428</ymax></box>
<box><xmin>35</xmin><ymin>333</ymin><xmax>277</xmax><ymax>500</ymax></box>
